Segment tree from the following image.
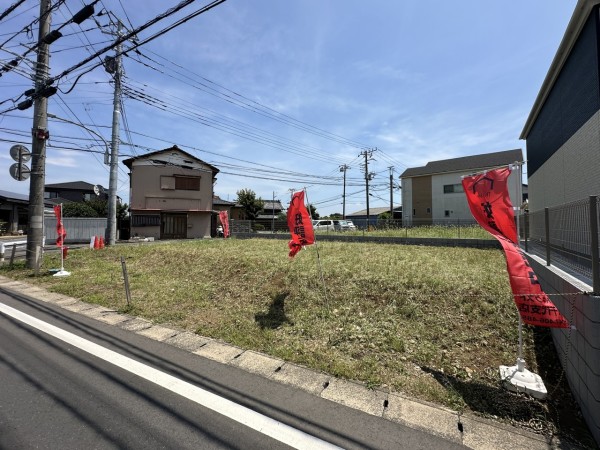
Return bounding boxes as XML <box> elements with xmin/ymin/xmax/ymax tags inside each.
<box><xmin>330</xmin><ymin>212</ymin><xmax>342</xmax><ymax>219</ymax></box>
<box><xmin>236</xmin><ymin>189</ymin><xmax>265</xmax><ymax>220</ymax></box>
<box><xmin>62</xmin><ymin>202</ymin><xmax>98</xmax><ymax>217</ymax></box>
<box><xmin>308</xmin><ymin>204</ymin><xmax>319</xmax><ymax>219</ymax></box>
<box><xmin>61</xmin><ymin>199</ymin><xmax>129</xmax><ymax>221</ymax></box>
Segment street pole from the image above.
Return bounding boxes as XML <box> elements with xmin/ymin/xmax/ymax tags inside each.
<box><xmin>26</xmin><ymin>0</ymin><xmax>51</xmax><ymax>269</ymax></box>
<box><xmin>106</xmin><ymin>20</ymin><xmax>123</xmax><ymax>246</ymax></box>
<box><xmin>389</xmin><ymin>166</ymin><xmax>394</xmax><ymax>220</ymax></box>
<box><xmin>339</xmin><ymin>164</ymin><xmax>348</xmax><ymax>219</ymax></box>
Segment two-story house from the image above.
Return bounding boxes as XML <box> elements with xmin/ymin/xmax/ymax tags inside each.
<box><xmin>123</xmin><ymin>146</ymin><xmax>219</xmax><ymax>239</ymax></box>
<box><xmin>400</xmin><ymin>149</ymin><xmax>523</xmax><ymax>226</ymax></box>
<box><xmin>44</xmin><ymin>181</ymin><xmax>108</xmax><ymax>204</ymax></box>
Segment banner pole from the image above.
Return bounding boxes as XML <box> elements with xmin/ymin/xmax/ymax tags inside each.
<box><xmin>303</xmin><ymin>188</ymin><xmax>329</xmax><ymax>309</ymax></box>
<box><xmin>513</xmin><ymin>162</ymin><xmax>524</xmax><ymax>363</ymax></box>
<box><xmin>60</xmin><ymin>203</ymin><xmax>64</xmax><ymax>272</ymax></box>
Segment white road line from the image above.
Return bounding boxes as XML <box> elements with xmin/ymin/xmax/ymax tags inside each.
<box><xmin>0</xmin><ymin>302</ymin><xmax>341</xmax><ymax>450</ymax></box>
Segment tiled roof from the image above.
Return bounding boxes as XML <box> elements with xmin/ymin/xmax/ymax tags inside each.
<box><xmin>122</xmin><ymin>145</ymin><xmax>219</xmax><ymax>173</ymax></box>
<box><xmin>399</xmin><ymin>149</ymin><xmax>523</xmax><ymax>178</ymax></box>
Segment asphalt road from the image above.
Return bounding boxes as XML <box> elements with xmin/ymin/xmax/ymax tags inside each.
<box><xmin>0</xmin><ymin>290</ymin><xmax>466</xmax><ymax>449</ymax></box>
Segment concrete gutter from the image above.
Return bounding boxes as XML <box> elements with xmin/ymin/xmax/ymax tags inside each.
<box><xmin>0</xmin><ymin>276</ymin><xmax>561</xmax><ymax>449</ymax></box>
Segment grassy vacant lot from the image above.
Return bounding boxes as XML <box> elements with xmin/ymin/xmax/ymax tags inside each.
<box><xmin>1</xmin><ymin>238</ymin><xmax>593</xmax><ymax>446</ymax></box>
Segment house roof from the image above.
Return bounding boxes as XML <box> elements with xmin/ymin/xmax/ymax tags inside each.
<box><xmin>0</xmin><ymin>189</ymin><xmax>29</xmax><ymax>203</ymax></box>
<box><xmin>213</xmin><ymin>195</ymin><xmax>236</xmax><ymax>206</ymax></box>
<box><xmin>0</xmin><ymin>189</ymin><xmax>54</xmax><ymax>206</ymax></box>
<box><xmin>520</xmin><ymin>0</ymin><xmax>600</xmax><ymax>139</ymax></box>
<box><xmin>262</xmin><ymin>200</ymin><xmax>283</xmax><ymax>210</ymax></box>
<box><xmin>347</xmin><ymin>206</ymin><xmax>401</xmax><ymax>217</ymax></box>
<box><xmin>45</xmin><ymin>181</ymin><xmax>97</xmax><ymax>191</ymax></box>
<box><xmin>399</xmin><ymin>149</ymin><xmax>523</xmax><ymax>178</ymax></box>
<box><xmin>122</xmin><ymin>146</ymin><xmax>219</xmax><ymax>174</ymax></box>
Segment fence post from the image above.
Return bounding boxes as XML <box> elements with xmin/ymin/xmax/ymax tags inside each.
<box><xmin>121</xmin><ymin>256</ymin><xmax>132</xmax><ymax>307</ymax></box>
<box><xmin>590</xmin><ymin>196</ymin><xmax>600</xmax><ymax>294</ymax></box>
<box><xmin>545</xmin><ymin>207</ymin><xmax>551</xmax><ymax>266</ymax></box>
<box><xmin>524</xmin><ymin>212</ymin><xmax>528</xmax><ymax>253</ymax></box>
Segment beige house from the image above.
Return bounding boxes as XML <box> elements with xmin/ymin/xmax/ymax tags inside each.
<box><xmin>123</xmin><ymin>146</ymin><xmax>219</xmax><ymax>239</ymax></box>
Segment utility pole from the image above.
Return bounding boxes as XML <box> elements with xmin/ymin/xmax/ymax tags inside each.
<box><xmin>105</xmin><ymin>20</ymin><xmax>123</xmax><ymax>246</ymax></box>
<box><xmin>339</xmin><ymin>164</ymin><xmax>349</xmax><ymax>219</ymax></box>
<box><xmin>389</xmin><ymin>166</ymin><xmax>394</xmax><ymax>220</ymax></box>
<box><xmin>360</xmin><ymin>149</ymin><xmax>375</xmax><ymax>229</ymax></box>
<box><xmin>26</xmin><ymin>0</ymin><xmax>51</xmax><ymax>269</ymax></box>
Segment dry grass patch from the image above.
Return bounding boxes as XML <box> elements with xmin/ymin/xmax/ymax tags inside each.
<box><xmin>1</xmin><ymin>238</ymin><xmax>593</xmax><ymax>447</ymax></box>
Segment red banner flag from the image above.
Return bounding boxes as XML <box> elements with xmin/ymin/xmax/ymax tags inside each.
<box><xmin>54</xmin><ymin>204</ymin><xmax>67</xmax><ymax>247</ymax></box>
<box><xmin>219</xmin><ymin>210</ymin><xmax>230</xmax><ymax>238</ymax></box>
<box><xmin>462</xmin><ymin>167</ymin><xmax>569</xmax><ymax>328</ymax></box>
<box><xmin>287</xmin><ymin>191</ymin><xmax>315</xmax><ymax>257</ymax></box>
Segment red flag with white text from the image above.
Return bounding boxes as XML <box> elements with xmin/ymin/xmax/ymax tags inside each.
<box><xmin>287</xmin><ymin>191</ymin><xmax>315</xmax><ymax>257</ymax></box>
<box><xmin>462</xmin><ymin>167</ymin><xmax>569</xmax><ymax>328</ymax></box>
<box><xmin>219</xmin><ymin>210</ymin><xmax>230</xmax><ymax>238</ymax></box>
<box><xmin>54</xmin><ymin>204</ymin><xmax>67</xmax><ymax>248</ymax></box>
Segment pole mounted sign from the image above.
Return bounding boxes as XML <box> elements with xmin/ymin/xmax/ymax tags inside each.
<box><xmin>9</xmin><ymin>144</ymin><xmax>31</xmax><ymax>181</ymax></box>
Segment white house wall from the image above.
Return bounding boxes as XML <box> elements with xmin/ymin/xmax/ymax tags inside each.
<box><xmin>431</xmin><ymin>172</ymin><xmax>473</xmax><ymax>222</ymax></box>
<box><xmin>528</xmin><ymin>110</ymin><xmax>600</xmax><ymax>213</ymax></box>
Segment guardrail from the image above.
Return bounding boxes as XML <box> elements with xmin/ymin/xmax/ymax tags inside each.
<box><xmin>0</xmin><ymin>240</ymin><xmax>27</xmax><ymax>263</ymax></box>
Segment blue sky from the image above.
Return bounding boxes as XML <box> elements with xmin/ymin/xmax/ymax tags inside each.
<box><xmin>0</xmin><ymin>0</ymin><xmax>576</xmax><ymax>216</ymax></box>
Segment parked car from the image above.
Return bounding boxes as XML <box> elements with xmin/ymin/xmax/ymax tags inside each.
<box><xmin>344</xmin><ymin>220</ymin><xmax>357</xmax><ymax>231</ymax></box>
<box><xmin>312</xmin><ymin>219</ymin><xmax>341</xmax><ymax>231</ymax></box>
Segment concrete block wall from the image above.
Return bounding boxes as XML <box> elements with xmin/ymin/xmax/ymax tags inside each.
<box><xmin>527</xmin><ymin>254</ymin><xmax>600</xmax><ymax>445</ymax></box>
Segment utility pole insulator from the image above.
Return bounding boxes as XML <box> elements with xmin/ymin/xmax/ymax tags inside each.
<box><xmin>33</xmin><ymin>128</ymin><xmax>49</xmax><ymax>140</ymax></box>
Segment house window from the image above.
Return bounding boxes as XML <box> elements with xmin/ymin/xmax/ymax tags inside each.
<box><xmin>161</xmin><ymin>176</ymin><xmax>175</xmax><ymax>190</ymax></box>
<box><xmin>413</xmin><ymin>209</ymin><xmax>416</xmax><ymax>216</ymax></box>
<box><xmin>443</xmin><ymin>184</ymin><xmax>464</xmax><ymax>194</ymax></box>
<box><xmin>44</xmin><ymin>191</ymin><xmax>58</xmax><ymax>199</ymax></box>
<box><xmin>426</xmin><ymin>207</ymin><xmax>431</xmax><ymax>214</ymax></box>
<box><xmin>445</xmin><ymin>210</ymin><xmax>450</xmax><ymax>217</ymax></box>
<box><xmin>175</xmin><ymin>175</ymin><xmax>200</xmax><ymax>190</ymax></box>
<box><xmin>132</xmin><ymin>214</ymin><xmax>160</xmax><ymax>227</ymax></box>
<box><xmin>84</xmin><ymin>193</ymin><xmax>94</xmax><ymax>201</ymax></box>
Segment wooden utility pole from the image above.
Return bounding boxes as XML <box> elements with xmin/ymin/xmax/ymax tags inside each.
<box><xmin>26</xmin><ymin>0</ymin><xmax>51</xmax><ymax>269</ymax></box>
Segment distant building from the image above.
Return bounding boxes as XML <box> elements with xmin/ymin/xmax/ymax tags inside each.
<box><xmin>347</xmin><ymin>206</ymin><xmax>402</xmax><ymax>226</ymax></box>
<box><xmin>0</xmin><ymin>190</ymin><xmax>31</xmax><ymax>234</ymax></box>
<box><xmin>44</xmin><ymin>180</ymin><xmax>108</xmax><ymax>204</ymax></box>
<box><xmin>123</xmin><ymin>146</ymin><xmax>219</xmax><ymax>239</ymax></box>
<box><xmin>399</xmin><ymin>149</ymin><xmax>523</xmax><ymax>226</ymax></box>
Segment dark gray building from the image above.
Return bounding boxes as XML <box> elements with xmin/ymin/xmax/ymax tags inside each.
<box><xmin>520</xmin><ymin>0</ymin><xmax>600</xmax><ymax>211</ymax></box>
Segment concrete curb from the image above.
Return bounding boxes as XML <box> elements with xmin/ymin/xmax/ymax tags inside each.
<box><xmin>0</xmin><ymin>276</ymin><xmax>564</xmax><ymax>449</ymax></box>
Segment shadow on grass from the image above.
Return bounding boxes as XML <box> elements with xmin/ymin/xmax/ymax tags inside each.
<box><xmin>419</xmin><ymin>366</ymin><xmax>548</xmax><ymax>424</ymax></box>
<box><xmin>255</xmin><ymin>292</ymin><xmax>293</xmax><ymax>329</ymax></box>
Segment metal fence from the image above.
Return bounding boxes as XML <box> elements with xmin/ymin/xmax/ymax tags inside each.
<box><xmin>44</xmin><ymin>217</ymin><xmax>107</xmax><ymax>243</ymax></box>
<box><xmin>524</xmin><ymin>196</ymin><xmax>600</xmax><ymax>292</ymax></box>
<box><xmin>229</xmin><ymin>218</ymin><xmax>490</xmax><ymax>239</ymax></box>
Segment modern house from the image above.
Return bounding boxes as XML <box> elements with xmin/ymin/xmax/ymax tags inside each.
<box><xmin>44</xmin><ymin>180</ymin><xmax>108</xmax><ymax>204</ymax></box>
<box><xmin>520</xmin><ymin>1</ymin><xmax>600</xmax><ymax>444</ymax></box>
<box><xmin>400</xmin><ymin>149</ymin><xmax>523</xmax><ymax>226</ymax></box>
<box><xmin>123</xmin><ymin>146</ymin><xmax>219</xmax><ymax>239</ymax></box>
<box><xmin>520</xmin><ymin>0</ymin><xmax>600</xmax><ymax>212</ymax></box>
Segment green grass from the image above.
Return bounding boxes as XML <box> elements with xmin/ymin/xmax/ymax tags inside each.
<box><xmin>0</xmin><ymin>238</ymin><xmax>592</xmax><ymax>445</ymax></box>
<box><xmin>314</xmin><ymin>224</ymin><xmax>494</xmax><ymax>239</ymax></box>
